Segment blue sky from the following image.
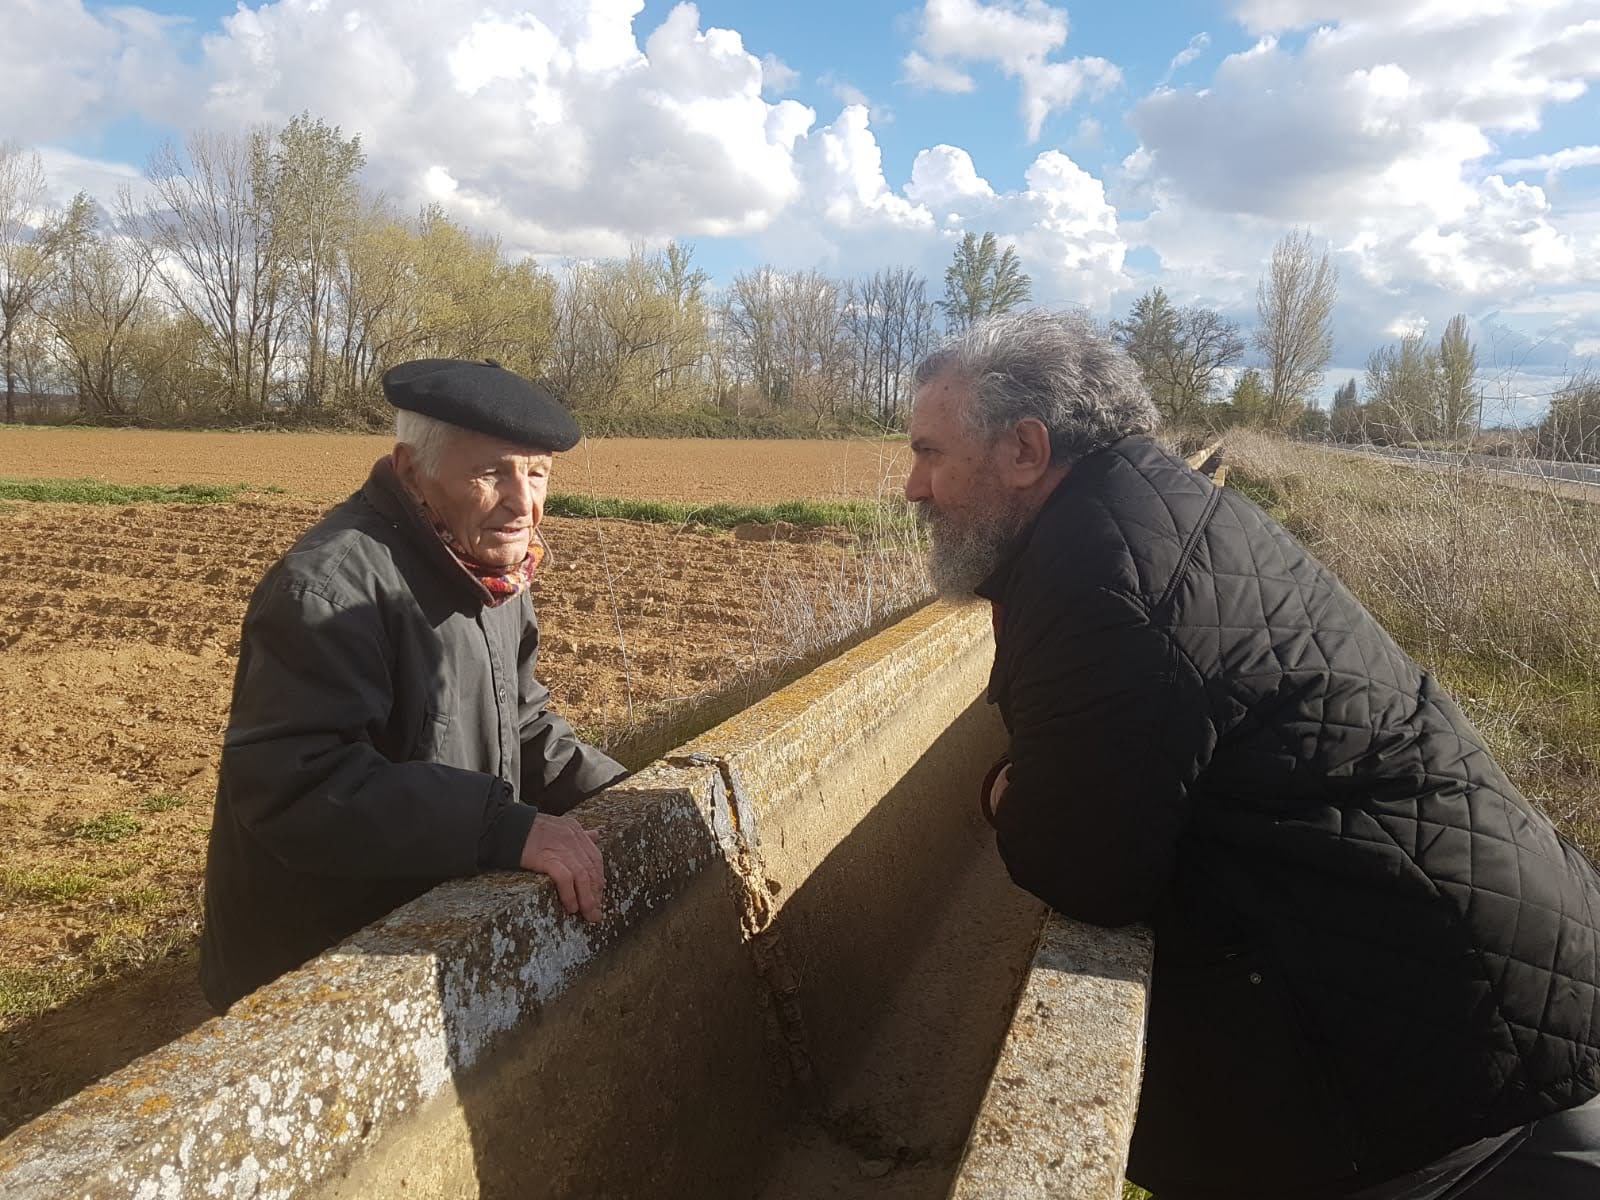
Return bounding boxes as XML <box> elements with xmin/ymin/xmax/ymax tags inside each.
<box><xmin>8</xmin><ymin>0</ymin><xmax>1599</xmax><ymax>417</ymax></box>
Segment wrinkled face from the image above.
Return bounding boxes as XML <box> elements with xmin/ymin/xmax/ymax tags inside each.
<box><xmin>401</xmin><ymin>429</ymin><xmax>552</xmax><ymax>568</ymax></box>
<box><xmin>905</xmin><ymin>369</ymin><xmax>1029</xmax><ymax>598</ymax></box>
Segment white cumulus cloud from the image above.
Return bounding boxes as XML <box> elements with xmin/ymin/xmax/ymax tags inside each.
<box><xmin>1498</xmin><ymin>146</ymin><xmax>1600</xmax><ymax>179</ymax></box>
<box><xmin>1164</xmin><ymin>32</ymin><xmax>1211</xmax><ymax>81</ymax></box>
<box><xmin>4</xmin><ymin>0</ymin><xmax>1132</xmax><ymax>309</ymax></box>
<box><xmin>759</xmin><ymin>53</ymin><xmax>800</xmax><ymax>95</ymax></box>
<box><xmin>903</xmin><ymin>0</ymin><xmax>1123</xmax><ymax>141</ymax></box>
<box><xmin>901</xmin><ymin>51</ymin><xmax>976</xmax><ymax>94</ymax></box>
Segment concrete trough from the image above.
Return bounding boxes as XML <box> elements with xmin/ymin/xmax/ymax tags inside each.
<box><xmin>0</xmin><ymin>602</ymin><xmax>1153</xmax><ymax>1200</ymax></box>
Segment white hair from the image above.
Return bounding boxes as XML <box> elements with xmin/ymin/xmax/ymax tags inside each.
<box><xmin>394</xmin><ymin>409</ymin><xmax>461</xmax><ymax>478</ymax></box>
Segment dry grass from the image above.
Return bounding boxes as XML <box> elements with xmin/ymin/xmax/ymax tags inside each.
<box><xmin>1224</xmin><ymin>430</ymin><xmax>1600</xmax><ymax>855</ymax></box>
<box><xmin>584</xmin><ymin>501</ymin><xmax>934</xmax><ymax>768</ymax></box>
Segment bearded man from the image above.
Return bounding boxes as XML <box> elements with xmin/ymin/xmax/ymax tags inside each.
<box><xmin>200</xmin><ymin>359</ymin><xmax>625</xmax><ymax>1013</ymax></box>
<box><xmin>905</xmin><ymin>311</ymin><xmax>1600</xmax><ymax>1198</ymax></box>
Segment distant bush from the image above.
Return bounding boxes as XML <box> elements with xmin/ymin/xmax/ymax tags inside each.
<box><xmin>573</xmin><ymin>407</ymin><xmax>889</xmax><ymax>440</ymax></box>
<box><xmin>546</xmin><ymin>493</ymin><xmax>906</xmax><ymax>533</ymax></box>
<box><xmin>0</xmin><ymin>478</ymin><xmax>248</xmax><ymax>504</ymax></box>
<box><xmin>1536</xmin><ymin>373</ymin><xmax>1600</xmax><ymax>464</ymax></box>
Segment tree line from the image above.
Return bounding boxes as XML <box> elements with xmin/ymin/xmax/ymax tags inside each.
<box><xmin>0</xmin><ymin>121</ymin><xmax>1037</xmax><ymax>434</ymax></box>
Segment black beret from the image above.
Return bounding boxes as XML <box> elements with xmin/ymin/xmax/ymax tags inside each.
<box><xmin>381</xmin><ymin>358</ymin><xmax>581</xmax><ymax>452</ymax></box>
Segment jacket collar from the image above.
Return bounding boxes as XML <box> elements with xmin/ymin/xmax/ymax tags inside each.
<box><xmin>972</xmin><ymin>434</ymin><xmax>1145</xmax><ymax>606</ymax></box>
<box><xmin>361</xmin><ymin>455</ymin><xmax>498</xmax><ymax>608</ymax></box>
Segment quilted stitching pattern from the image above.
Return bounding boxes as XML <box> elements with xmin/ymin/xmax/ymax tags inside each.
<box><xmin>1059</xmin><ymin>438</ymin><xmax>1600</xmax><ymax>1173</ymax></box>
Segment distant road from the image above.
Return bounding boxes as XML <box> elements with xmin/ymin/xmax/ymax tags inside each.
<box><xmin>1329</xmin><ymin>443</ymin><xmax>1600</xmax><ymax>490</ymax></box>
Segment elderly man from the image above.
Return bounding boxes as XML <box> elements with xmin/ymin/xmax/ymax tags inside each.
<box><xmin>905</xmin><ymin>311</ymin><xmax>1600</xmax><ymax>1198</ymax></box>
<box><xmin>200</xmin><ymin>359</ymin><xmax>625</xmax><ymax>1013</ymax></box>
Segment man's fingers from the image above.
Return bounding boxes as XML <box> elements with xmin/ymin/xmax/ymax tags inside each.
<box><xmin>542</xmin><ymin>858</ymin><xmax>579</xmax><ymax>915</ymax></box>
<box><xmin>577</xmin><ymin>835</ymin><xmax>606</xmax><ymax>917</ymax></box>
<box><xmin>573</xmin><ymin>857</ymin><xmax>603</xmax><ymax>924</ymax></box>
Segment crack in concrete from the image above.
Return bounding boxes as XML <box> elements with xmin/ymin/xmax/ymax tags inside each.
<box><xmin>668</xmin><ymin>751</ymin><xmax>814</xmax><ymax>1087</ymax></box>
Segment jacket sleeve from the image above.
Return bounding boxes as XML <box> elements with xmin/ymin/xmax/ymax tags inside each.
<box><xmin>993</xmin><ymin>585</ymin><xmax>1214</xmax><ymax>927</ymax></box>
<box><xmin>221</xmin><ymin>581</ymin><xmax>526</xmax><ymax>880</ymax></box>
<box><xmin>517</xmin><ymin>610</ymin><xmax>629</xmax><ymax>815</ymax></box>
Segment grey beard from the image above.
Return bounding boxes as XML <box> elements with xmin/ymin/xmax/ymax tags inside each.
<box><xmin>917</xmin><ymin>497</ymin><xmax>1028</xmax><ymax>599</ymax></box>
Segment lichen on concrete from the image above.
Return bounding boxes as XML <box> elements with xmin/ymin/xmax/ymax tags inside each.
<box><xmin>951</xmin><ymin>915</ymin><xmax>1154</xmax><ymax>1200</ymax></box>
<box><xmin>0</xmin><ymin>785</ymin><xmax>719</xmax><ymax>1200</ymax></box>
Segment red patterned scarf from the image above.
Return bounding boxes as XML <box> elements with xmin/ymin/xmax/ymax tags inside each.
<box><xmin>412</xmin><ymin>488</ymin><xmax>546</xmax><ymax>607</ymax></box>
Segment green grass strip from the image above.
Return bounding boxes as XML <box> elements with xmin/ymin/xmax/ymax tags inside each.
<box><xmin>0</xmin><ymin>478</ymin><xmax>248</xmax><ymax>504</ymax></box>
<box><xmin>546</xmin><ymin>493</ymin><xmax>909</xmax><ymax>532</ymax></box>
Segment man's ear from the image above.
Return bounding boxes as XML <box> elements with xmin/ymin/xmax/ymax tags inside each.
<box><xmin>1009</xmin><ymin>417</ymin><xmax>1055</xmax><ymax>485</ymax></box>
<box><xmin>392</xmin><ymin>443</ymin><xmax>421</xmax><ymax>495</ymax></box>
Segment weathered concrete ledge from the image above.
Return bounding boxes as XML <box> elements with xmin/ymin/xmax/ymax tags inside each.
<box><xmin>951</xmin><ymin>915</ymin><xmax>1154</xmax><ymax>1199</ymax></box>
<box><xmin>0</xmin><ymin>601</ymin><xmax>1034</xmax><ymax>1200</ymax></box>
<box><xmin>0</xmin><ymin>782</ymin><xmax>728</xmax><ymax>1199</ymax></box>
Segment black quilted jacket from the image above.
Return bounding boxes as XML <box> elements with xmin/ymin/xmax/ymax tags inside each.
<box><xmin>976</xmin><ymin>435</ymin><xmax>1600</xmax><ymax>1198</ymax></box>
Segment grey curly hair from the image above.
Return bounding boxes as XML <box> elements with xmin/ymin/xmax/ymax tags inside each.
<box><xmin>914</xmin><ymin>309</ymin><xmax>1157</xmax><ymax>462</ymax></box>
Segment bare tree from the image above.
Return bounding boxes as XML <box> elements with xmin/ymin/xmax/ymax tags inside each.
<box><xmin>1114</xmin><ymin>288</ymin><xmax>1245</xmax><ymax>425</ymax></box>
<box><xmin>44</xmin><ymin>194</ymin><xmax>160</xmax><ymax>419</ymax></box>
<box><xmin>131</xmin><ymin>129</ymin><xmax>286</xmax><ymax>416</ymax></box>
<box><xmin>0</xmin><ymin>143</ymin><xmax>61</xmax><ymax>422</ymax></box>
<box><xmin>549</xmin><ymin>243</ymin><xmax>708</xmax><ymax>415</ymax></box>
<box><xmin>843</xmin><ymin>267</ymin><xmax>934</xmax><ymax>427</ymax></box>
<box><xmin>1254</xmin><ymin>230</ymin><xmax>1338</xmax><ymax>429</ymax></box>
<box><xmin>780</xmin><ymin>270</ymin><xmax>849</xmax><ymax>431</ymax></box>
<box><xmin>729</xmin><ymin>266</ymin><xmax>784</xmax><ymax>406</ymax></box>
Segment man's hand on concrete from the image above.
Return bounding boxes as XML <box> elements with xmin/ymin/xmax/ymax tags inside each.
<box><xmin>520</xmin><ymin>813</ymin><xmax>605</xmax><ymax>922</ymax></box>
<box><xmin>989</xmin><ymin>764</ymin><xmax>1011</xmax><ymax>817</ymax></box>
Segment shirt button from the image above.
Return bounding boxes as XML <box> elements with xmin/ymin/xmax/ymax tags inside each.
<box><xmin>496</xmin><ymin>688</ymin><xmax>505</xmax><ymax>702</ymax></box>
<box><xmin>1248</xmin><ymin>971</ymin><xmax>1263</xmax><ymax>986</ymax></box>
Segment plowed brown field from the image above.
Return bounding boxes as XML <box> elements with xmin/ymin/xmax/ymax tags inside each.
<box><xmin>0</xmin><ymin>430</ymin><xmax>926</xmax><ymax>1135</ymax></box>
<box><xmin>0</xmin><ymin>427</ymin><xmax>911</xmax><ymax>502</ymax></box>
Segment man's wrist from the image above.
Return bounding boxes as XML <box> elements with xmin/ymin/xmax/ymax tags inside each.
<box><xmin>479</xmin><ymin>779</ymin><xmax>539</xmax><ymax>869</ymax></box>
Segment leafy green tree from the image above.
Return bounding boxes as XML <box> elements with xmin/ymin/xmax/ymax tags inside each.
<box><xmin>268</xmin><ymin>113</ymin><xmax>364</xmax><ymax>410</ymax></box>
<box><xmin>1435</xmin><ymin>314</ymin><xmax>1479</xmax><ymax>443</ymax></box>
<box><xmin>1330</xmin><ymin>376</ymin><xmax>1363</xmax><ymax>441</ymax></box>
<box><xmin>1112</xmin><ymin>287</ymin><xmax>1180</xmax><ymax>413</ymax></box>
<box><xmin>1113</xmin><ymin>287</ymin><xmax>1244</xmax><ymax>425</ymax></box>
<box><xmin>1364</xmin><ymin>335</ymin><xmax>1440</xmax><ymax>443</ymax></box>
<box><xmin>1536</xmin><ymin>372</ymin><xmax>1600</xmax><ymax>464</ymax></box>
<box><xmin>939</xmin><ymin>231</ymin><xmax>1031</xmax><ymax>332</ymax></box>
<box><xmin>1230</xmin><ymin>368</ymin><xmax>1270</xmax><ymax>427</ymax></box>
<box><xmin>1293</xmin><ymin>405</ymin><xmax>1331</xmax><ymax>439</ymax></box>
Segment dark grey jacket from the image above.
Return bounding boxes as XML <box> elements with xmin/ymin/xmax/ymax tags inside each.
<box><xmin>199</xmin><ymin>459</ymin><xmax>625</xmax><ymax>1011</ymax></box>
<box><xmin>977</xmin><ymin>436</ymin><xmax>1600</xmax><ymax>1198</ymax></box>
